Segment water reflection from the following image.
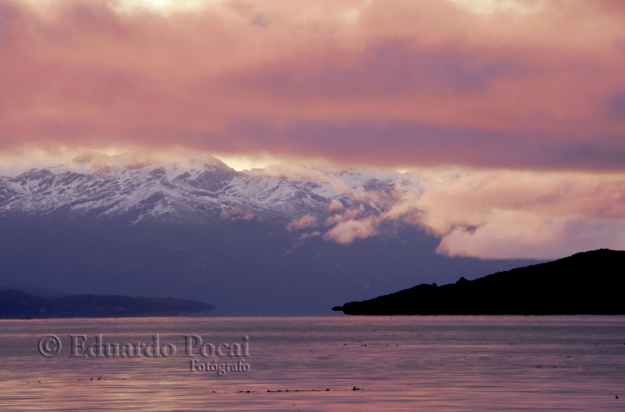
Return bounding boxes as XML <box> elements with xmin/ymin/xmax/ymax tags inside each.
<box><xmin>0</xmin><ymin>316</ymin><xmax>624</xmax><ymax>410</ymax></box>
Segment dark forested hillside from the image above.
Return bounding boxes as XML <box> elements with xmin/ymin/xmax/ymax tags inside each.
<box><xmin>333</xmin><ymin>249</ymin><xmax>625</xmax><ymax>315</ymax></box>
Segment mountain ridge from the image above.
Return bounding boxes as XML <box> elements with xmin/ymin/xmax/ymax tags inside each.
<box><xmin>0</xmin><ymin>152</ymin><xmax>414</xmax><ymax>225</ymax></box>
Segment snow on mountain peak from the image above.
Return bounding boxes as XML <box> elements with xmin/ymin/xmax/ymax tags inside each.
<box><xmin>0</xmin><ymin>154</ymin><xmax>422</xmax><ymax>229</ymax></box>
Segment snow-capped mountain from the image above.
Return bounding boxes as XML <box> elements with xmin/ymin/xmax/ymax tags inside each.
<box><xmin>0</xmin><ymin>153</ymin><xmax>533</xmax><ymax>315</ymax></box>
<box><xmin>0</xmin><ymin>152</ymin><xmax>419</xmax><ymax>226</ymax></box>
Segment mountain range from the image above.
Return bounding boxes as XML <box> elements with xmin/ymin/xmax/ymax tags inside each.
<box><xmin>0</xmin><ymin>152</ymin><xmax>537</xmax><ymax>315</ymax></box>
<box><xmin>0</xmin><ymin>151</ymin><xmax>410</xmax><ymax>223</ymax></box>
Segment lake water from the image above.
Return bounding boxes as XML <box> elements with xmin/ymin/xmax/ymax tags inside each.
<box><xmin>0</xmin><ymin>316</ymin><xmax>624</xmax><ymax>411</ymax></box>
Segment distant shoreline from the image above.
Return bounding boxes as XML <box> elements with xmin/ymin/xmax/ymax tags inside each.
<box><xmin>0</xmin><ymin>289</ymin><xmax>216</xmax><ymax>319</ymax></box>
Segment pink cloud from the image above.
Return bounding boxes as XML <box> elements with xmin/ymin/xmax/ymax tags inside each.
<box><xmin>410</xmin><ymin>170</ymin><xmax>625</xmax><ymax>258</ymax></box>
<box><xmin>323</xmin><ymin>218</ymin><xmax>378</xmax><ymax>244</ymax></box>
<box><xmin>313</xmin><ymin>168</ymin><xmax>625</xmax><ymax>258</ymax></box>
<box><xmin>437</xmin><ymin>216</ymin><xmax>625</xmax><ymax>260</ymax></box>
<box><xmin>0</xmin><ymin>0</ymin><xmax>624</xmax><ymax>170</ymax></box>
<box><xmin>287</xmin><ymin>214</ymin><xmax>318</xmax><ymax>232</ymax></box>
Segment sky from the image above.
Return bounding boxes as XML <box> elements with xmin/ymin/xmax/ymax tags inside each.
<box><xmin>1</xmin><ymin>0</ymin><xmax>625</xmax><ymax>259</ymax></box>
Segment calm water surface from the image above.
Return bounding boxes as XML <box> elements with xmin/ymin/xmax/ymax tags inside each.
<box><xmin>0</xmin><ymin>316</ymin><xmax>624</xmax><ymax>411</ymax></box>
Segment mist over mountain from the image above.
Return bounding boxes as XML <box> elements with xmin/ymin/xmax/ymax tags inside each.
<box><xmin>0</xmin><ymin>153</ymin><xmax>538</xmax><ymax>315</ymax></box>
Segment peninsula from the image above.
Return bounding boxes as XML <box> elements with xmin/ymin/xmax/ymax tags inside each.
<box><xmin>333</xmin><ymin>249</ymin><xmax>625</xmax><ymax>315</ymax></box>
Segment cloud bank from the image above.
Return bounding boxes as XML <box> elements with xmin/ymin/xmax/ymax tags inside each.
<box><xmin>0</xmin><ymin>0</ymin><xmax>624</xmax><ymax>170</ymax></box>
<box><xmin>2</xmin><ymin>0</ymin><xmax>625</xmax><ymax>260</ymax></box>
<box><xmin>310</xmin><ymin>169</ymin><xmax>625</xmax><ymax>259</ymax></box>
